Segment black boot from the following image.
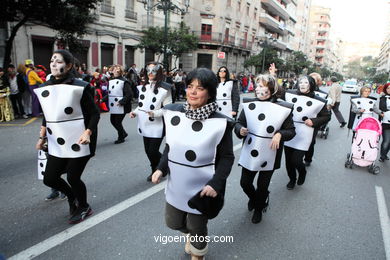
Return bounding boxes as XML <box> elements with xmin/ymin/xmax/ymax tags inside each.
<box><xmin>251</xmin><ymin>209</ymin><xmax>262</xmax><ymax>224</ymax></box>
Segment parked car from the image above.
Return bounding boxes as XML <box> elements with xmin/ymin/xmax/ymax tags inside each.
<box><xmin>342</xmin><ymin>79</ymin><xmax>359</xmax><ymax>94</ymax></box>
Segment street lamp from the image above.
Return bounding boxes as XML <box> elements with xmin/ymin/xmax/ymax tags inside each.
<box><xmin>141</xmin><ymin>0</ymin><xmax>190</xmax><ymax>71</ymax></box>
<box><xmin>259</xmin><ymin>34</ymin><xmax>277</xmax><ymax>73</ymax></box>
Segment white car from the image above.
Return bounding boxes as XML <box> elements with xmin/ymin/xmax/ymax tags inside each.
<box><xmin>342</xmin><ymin>80</ymin><xmax>359</xmax><ymax>94</ymax></box>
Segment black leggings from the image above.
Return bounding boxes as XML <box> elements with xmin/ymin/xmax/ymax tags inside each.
<box><xmin>240</xmin><ymin>168</ymin><xmax>274</xmax><ymax>210</ymax></box>
<box><xmin>110</xmin><ymin>114</ymin><xmax>127</xmax><ymax>139</ymax></box>
<box><xmin>304</xmin><ymin>129</ymin><xmax>318</xmax><ymax>163</ymax></box>
<box><xmin>143</xmin><ymin>137</ymin><xmax>163</xmax><ymax>172</ymax></box>
<box><xmin>43</xmin><ymin>155</ymin><xmax>90</xmax><ymax>208</ymax></box>
<box><xmin>284</xmin><ymin>146</ymin><xmax>306</xmax><ymax>182</ymax></box>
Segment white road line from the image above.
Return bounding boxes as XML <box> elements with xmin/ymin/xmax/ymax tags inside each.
<box><xmin>375</xmin><ymin>186</ymin><xmax>390</xmax><ymax>260</ymax></box>
<box><xmin>9</xmin><ymin>144</ymin><xmax>242</xmax><ymax>260</ymax></box>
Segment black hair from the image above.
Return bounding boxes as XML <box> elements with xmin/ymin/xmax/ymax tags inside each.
<box><xmin>297</xmin><ymin>75</ymin><xmax>316</xmax><ymax>93</ymax></box>
<box><xmin>186</xmin><ymin>68</ymin><xmax>218</xmax><ymax>103</ymax></box>
<box><xmin>216</xmin><ymin>66</ymin><xmax>230</xmax><ymax>83</ymax></box>
<box><xmin>143</xmin><ymin>61</ymin><xmax>164</xmax><ymax>89</ymax></box>
<box><xmin>52</xmin><ymin>49</ymin><xmax>74</xmax><ymax>67</ymax></box>
<box><xmin>8</xmin><ymin>64</ymin><xmax>15</xmax><ymax>69</ymax></box>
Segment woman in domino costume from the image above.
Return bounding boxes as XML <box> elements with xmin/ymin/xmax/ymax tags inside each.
<box><xmin>151</xmin><ymin>68</ymin><xmax>234</xmax><ymax>260</ymax></box>
<box><xmin>379</xmin><ymin>83</ymin><xmax>390</xmax><ymax>162</ymax></box>
<box><xmin>35</xmin><ymin>50</ymin><xmax>100</xmax><ymax>224</ymax></box>
<box><xmin>284</xmin><ymin>76</ymin><xmax>330</xmax><ymax>190</ymax></box>
<box><xmin>129</xmin><ymin>62</ymin><xmax>172</xmax><ymax>181</ymax></box>
<box><xmin>235</xmin><ymin>74</ymin><xmax>295</xmax><ymax>224</ymax></box>
<box><xmin>107</xmin><ymin>65</ymin><xmax>132</xmax><ymax>144</ymax></box>
<box><xmin>216</xmin><ymin>66</ymin><xmax>240</xmax><ymax>119</ymax></box>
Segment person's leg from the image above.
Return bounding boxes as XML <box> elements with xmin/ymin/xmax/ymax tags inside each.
<box><xmin>147</xmin><ymin>137</ymin><xmax>163</xmax><ymax>171</ymax></box>
<box><xmin>111</xmin><ymin>114</ymin><xmax>126</xmax><ymax>142</ymax></box>
<box><xmin>251</xmin><ymin>170</ymin><xmax>274</xmax><ymax>223</ymax></box>
<box><xmin>293</xmin><ymin>150</ymin><xmax>307</xmax><ymax>185</ymax></box>
<box><xmin>380</xmin><ymin>128</ymin><xmax>390</xmax><ymax>160</ymax></box>
<box><xmin>16</xmin><ymin>93</ymin><xmax>25</xmax><ymax>116</ymax></box>
<box><xmin>9</xmin><ymin>95</ymin><xmax>19</xmax><ymax>117</ymax></box>
<box><xmin>284</xmin><ymin>146</ymin><xmax>296</xmax><ymax>189</ymax></box>
<box><xmin>240</xmin><ymin>168</ymin><xmax>257</xmax><ymax>211</ymax></box>
<box><xmin>332</xmin><ymin>102</ymin><xmax>346</xmax><ymax>125</ymax></box>
<box><xmin>43</xmin><ymin>155</ymin><xmax>74</xmax><ymax>200</ymax></box>
<box><xmin>186</xmin><ymin>212</ymin><xmax>209</xmax><ymax>258</ymax></box>
<box><xmin>304</xmin><ymin>130</ymin><xmax>317</xmax><ymax>165</ymax></box>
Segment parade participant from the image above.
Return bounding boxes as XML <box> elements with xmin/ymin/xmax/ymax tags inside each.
<box><xmin>348</xmin><ymin>86</ymin><xmax>382</xmax><ymax>131</ymax></box>
<box><xmin>151</xmin><ymin>68</ymin><xmax>234</xmax><ymax>260</ymax></box>
<box><xmin>235</xmin><ymin>74</ymin><xmax>295</xmax><ymax>223</ymax></box>
<box><xmin>107</xmin><ymin>65</ymin><xmax>132</xmax><ymax>144</ymax></box>
<box><xmin>216</xmin><ymin>66</ymin><xmax>240</xmax><ymax>118</ymax></box>
<box><xmin>284</xmin><ymin>76</ymin><xmax>330</xmax><ymax>190</ymax></box>
<box><xmin>379</xmin><ymin>83</ymin><xmax>390</xmax><ymax>162</ymax></box>
<box><xmin>35</xmin><ymin>50</ymin><xmax>100</xmax><ymax>224</ymax></box>
<box><xmin>129</xmin><ymin>62</ymin><xmax>172</xmax><ymax>181</ymax></box>
<box><xmin>25</xmin><ymin>59</ymin><xmax>43</xmax><ymax>117</ymax></box>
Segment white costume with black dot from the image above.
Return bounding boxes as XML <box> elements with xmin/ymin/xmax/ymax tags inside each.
<box><xmin>239</xmin><ymin>101</ymin><xmax>292</xmax><ymax>171</ymax></box>
<box><xmin>108</xmin><ymin>79</ymin><xmax>124</xmax><ymax>114</ymax></box>
<box><xmin>383</xmin><ymin>97</ymin><xmax>390</xmax><ymax>124</ymax></box>
<box><xmin>315</xmin><ymin>90</ymin><xmax>332</xmax><ymax>105</ymax></box>
<box><xmin>37</xmin><ymin>150</ymin><xmax>47</xmax><ymax>180</ymax></box>
<box><xmin>216</xmin><ymin>81</ymin><xmax>233</xmax><ymax>118</ymax></box>
<box><xmin>136</xmin><ymin>84</ymin><xmax>169</xmax><ymax>138</ymax></box>
<box><xmin>351</xmin><ymin>97</ymin><xmax>376</xmax><ymax>129</ymax></box>
<box><xmin>164</xmin><ymin>110</ymin><xmax>226</xmax><ymax>214</ymax></box>
<box><xmin>284</xmin><ymin>92</ymin><xmax>326</xmax><ymax>151</ymax></box>
<box><xmin>34</xmin><ymin>84</ymin><xmax>90</xmax><ymax>158</ymax></box>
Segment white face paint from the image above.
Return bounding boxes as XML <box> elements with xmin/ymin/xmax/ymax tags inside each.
<box><xmin>113</xmin><ymin>67</ymin><xmax>121</xmax><ymax>78</ymax></box>
<box><xmin>299</xmin><ymin>77</ymin><xmax>310</xmax><ymax>94</ymax></box>
<box><xmin>255</xmin><ymin>84</ymin><xmax>271</xmax><ymax>100</ymax></box>
<box><xmin>50</xmin><ymin>54</ymin><xmax>68</xmax><ymax>78</ymax></box>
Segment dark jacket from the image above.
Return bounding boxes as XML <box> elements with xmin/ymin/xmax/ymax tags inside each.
<box><xmin>41</xmin><ymin>75</ymin><xmax>100</xmax><ymax>156</ymax></box>
<box><xmin>234</xmin><ymin>97</ymin><xmax>296</xmax><ymax>170</ymax></box>
<box><xmin>231</xmin><ymin>80</ymin><xmax>240</xmax><ymax>113</ymax></box>
<box><xmin>379</xmin><ymin>95</ymin><xmax>390</xmax><ymax>130</ymax></box>
<box><xmin>16</xmin><ymin>73</ymin><xmax>27</xmax><ymax>93</ymax></box>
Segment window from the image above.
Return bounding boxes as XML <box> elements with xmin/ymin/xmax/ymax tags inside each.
<box><xmin>237</xmin><ymin>1</ymin><xmax>241</xmax><ymax>11</ymax></box>
<box><xmin>224</xmin><ymin>28</ymin><xmax>229</xmax><ymax>43</ymax></box>
<box><xmin>254</xmin><ymin>8</ymin><xmax>257</xmax><ymax>19</ymax></box>
<box><xmin>246</xmin><ymin>4</ymin><xmax>250</xmax><ymax>15</ymax></box>
<box><xmin>201</xmin><ymin>24</ymin><xmax>212</xmax><ymax>41</ymax></box>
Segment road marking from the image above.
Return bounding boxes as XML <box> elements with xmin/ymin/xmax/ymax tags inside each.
<box><xmin>9</xmin><ymin>144</ymin><xmax>242</xmax><ymax>259</ymax></box>
<box><xmin>375</xmin><ymin>186</ymin><xmax>390</xmax><ymax>260</ymax></box>
<box><xmin>0</xmin><ymin>117</ymin><xmax>37</xmax><ymax>127</ymax></box>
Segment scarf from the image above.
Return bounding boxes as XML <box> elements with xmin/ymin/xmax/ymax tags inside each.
<box><xmin>184</xmin><ymin>101</ymin><xmax>218</xmax><ymax>120</ymax></box>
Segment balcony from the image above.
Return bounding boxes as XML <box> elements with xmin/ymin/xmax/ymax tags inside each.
<box><xmin>141</xmin><ymin>14</ymin><xmax>181</xmax><ymax>29</ymax></box>
<box><xmin>192</xmin><ymin>31</ymin><xmax>223</xmax><ymax>45</ymax></box>
<box><xmin>273</xmin><ymin>39</ymin><xmax>287</xmax><ymax>50</ymax></box>
<box><xmin>315</xmin><ymin>43</ymin><xmax>325</xmax><ymax>49</ymax></box>
<box><xmin>259</xmin><ymin>13</ymin><xmax>285</xmax><ymax>35</ymax></box>
<box><xmin>100</xmin><ymin>3</ymin><xmax>115</xmax><ymax>16</ymax></box>
<box><xmin>125</xmin><ymin>9</ymin><xmax>137</xmax><ymax>20</ymax></box>
<box><xmin>318</xmin><ymin>26</ymin><xmax>329</xmax><ymax>33</ymax></box>
<box><xmin>315</xmin><ymin>52</ymin><xmax>324</xmax><ymax>58</ymax></box>
<box><xmin>261</xmin><ymin>0</ymin><xmax>289</xmax><ymax>20</ymax></box>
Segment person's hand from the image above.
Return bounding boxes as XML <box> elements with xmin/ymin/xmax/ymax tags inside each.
<box><xmin>78</xmin><ymin>130</ymin><xmax>91</xmax><ymax>144</ymax></box>
<box><xmin>36</xmin><ymin>138</ymin><xmax>45</xmax><ymax>150</ymax></box>
<box><xmin>270</xmin><ymin>133</ymin><xmax>281</xmax><ymax>150</ymax></box>
<box><xmin>268</xmin><ymin>63</ymin><xmax>277</xmax><ymax>76</ymax></box>
<box><xmin>148</xmin><ymin>111</ymin><xmax>154</xmax><ymax>118</ymax></box>
<box><xmin>151</xmin><ymin>170</ymin><xmax>163</xmax><ymax>184</ymax></box>
<box><xmin>360</xmin><ymin>109</ymin><xmax>365</xmax><ymax>113</ymax></box>
<box><xmin>200</xmin><ymin>185</ymin><xmax>217</xmax><ymax>198</ymax></box>
<box><xmin>129</xmin><ymin>112</ymin><xmax>136</xmax><ymax>118</ymax></box>
<box><xmin>240</xmin><ymin>127</ymin><xmax>248</xmax><ymax>137</ymax></box>
<box><xmin>327</xmin><ymin>105</ymin><xmax>332</xmax><ymax>110</ymax></box>
<box><xmin>231</xmin><ymin>111</ymin><xmax>237</xmax><ymax>117</ymax></box>
<box><xmin>305</xmin><ymin>119</ymin><xmax>313</xmax><ymax>127</ymax></box>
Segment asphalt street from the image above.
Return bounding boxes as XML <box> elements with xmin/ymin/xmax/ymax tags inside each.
<box><xmin>1</xmin><ymin>89</ymin><xmax>389</xmax><ymax>260</ymax></box>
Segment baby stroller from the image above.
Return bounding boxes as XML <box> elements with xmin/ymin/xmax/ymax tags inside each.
<box><xmin>345</xmin><ymin>117</ymin><xmax>382</xmax><ymax>174</ymax></box>
<box><xmin>318</xmin><ymin>122</ymin><xmax>330</xmax><ymax>139</ymax></box>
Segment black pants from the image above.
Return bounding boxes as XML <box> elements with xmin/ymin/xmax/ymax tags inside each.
<box><xmin>240</xmin><ymin>168</ymin><xmax>273</xmax><ymax>210</ymax></box>
<box><xmin>304</xmin><ymin>129</ymin><xmax>318</xmax><ymax>163</ymax></box>
<box><xmin>331</xmin><ymin>102</ymin><xmax>346</xmax><ymax>124</ymax></box>
<box><xmin>43</xmin><ymin>155</ymin><xmax>90</xmax><ymax>208</ymax></box>
<box><xmin>10</xmin><ymin>93</ymin><xmax>25</xmax><ymax>116</ymax></box>
<box><xmin>284</xmin><ymin>146</ymin><xmax>306</xmax><ymax>182</ymax></box>
<box><xmin>110</xmin><ymin>114</ymin><xmax>127</xmax><ymax>139</ymax></box>
<box><xmin>381</xmin><ymin>128</ymin><xmax>390</xmax><ymax>159</ymax></box>
<box><xmin>143</xmin><ymin>136</ymin><xmax>163</xmax><ymax>172</ymax></box>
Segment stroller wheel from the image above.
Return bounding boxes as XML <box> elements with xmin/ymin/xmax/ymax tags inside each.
<box><xmin>349</xmin><ymin>163</ymin><xmax>353</xmax><ymax>169</ymax></box>
<box><xmin>346</xmin><ymin>153</ymin><xmax>350</xmax><ymax>160</ymax></box>
<box><xmin>373</xmin><ymin>166</ymin><xmax>380</xmax><ymax>175</ymax></box>
<box><xmin>324</xmin><ymin>134</ymin><xmax>328</xmax><ymax>139</ymax></box>
<box><xmin>344</xmin><ymin>161</ymin><xmax>348</xmax><ymax>168</ymax></box>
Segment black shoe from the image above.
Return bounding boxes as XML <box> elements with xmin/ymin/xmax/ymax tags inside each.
<box><xmin>123</xmin><ymin>132</ymin><xmax>128</xmax><ymax>139</ymax></box>
<box><xmin>69</xmin><ymin>206</ymin><xmax>93</xmax><ymax>224</ymax></box>
<box><xmin>45</xmin><ymin>190</ymin><xmax>60</xmax><ymax>201</ymax></box>
<box><xmin>297</xmin><ymin>174</ymin><xmax>306</xmax><ymax>185</ymax></box>
<box><xmin>114</xmin><ymin>139</ymin><xmax>125</xmax><ymax>144</ymax></box>
<box><xmin>379</xmin><ymin>157</ymin><xmax>385</xmax><ymax>162</ymax></box>
<box><xmin>60</xmin><ymin>193</ymin><xmax>67</xmax><ymax>200</ymax></box>
<box><xmin>385</xmin><ymin>156</ymin><xmax>389</xmax><ymax>160</ymax></box>
<box><xmin>286</xmin><ymin>180</ymin><xmax>295</xmax><ymax>190</ymax></box>
<box><xmin>251</xmin><ymin>210</ymin><xmax>262</xmax><ymax>224</ymax></box>
<box><xmin>340</xmin><ymin>122</ymin><xmax>346</xmax><ymax>128</ymax></box>
<box><xmin>248</xmin><ymin>199</ymin><xmax>255</xmax><ymax>211</ymax></box>
<box><xmin>304</xmin><ymin>161</ymin><xmax>311</xmax><ymax>167</ymax></box>
<box><xmin>146</xmin><ymin>173</ymin><xmax>153</xmax><ymax>182</ymax></box>
<box><xmin>68</xmin><ymin>200</ymin><xmax>78</xmax><ymax>216</ymax></box>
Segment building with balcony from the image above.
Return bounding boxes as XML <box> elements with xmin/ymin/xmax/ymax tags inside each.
<box><xmin>292</xmin><ymin>0</ymin><xmax>312</xmax><ymax>54</ymax></box>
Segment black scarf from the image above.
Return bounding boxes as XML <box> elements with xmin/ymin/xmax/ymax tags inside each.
<box><xmin>183</xmin><ymin>101</ymin><xmax>218</xmax><ymax>120</ymax></box>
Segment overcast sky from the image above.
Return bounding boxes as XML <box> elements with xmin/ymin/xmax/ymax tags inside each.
<box><xmin>312</xmin><ymin>0</ymin><xmax>389</xmax><ymax>44</ymax></box>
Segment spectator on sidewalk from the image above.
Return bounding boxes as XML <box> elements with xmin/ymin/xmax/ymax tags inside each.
<box><xmin>17</xmin><ymin>63</ymin><xmax>32</xmax><ymax>116</ymax></box>
<box><xmin>8</xmin><ymin>64</ymin><xmax>27</xmax><ymax>119</ymax></box>
<box><xmin>25</xmin><ymin>59</ymin><xmax>43</xmax><ymax>117</ymax></box>
<box><xmin>0</xmin><ymin>67</ymin><xmax>15</xmax><ymax>122</ymax></box>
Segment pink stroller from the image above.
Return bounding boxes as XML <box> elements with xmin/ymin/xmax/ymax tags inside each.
<box><xmin>345</xmin><ymin>117</ymin><xmax>382</xmax><ymax>174</ymax></box>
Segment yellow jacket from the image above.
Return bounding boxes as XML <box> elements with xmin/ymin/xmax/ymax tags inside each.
<box><xmin>26</xmin><ymin>68</ymin><xmax>43</xmax><ymax>86</ymax></box>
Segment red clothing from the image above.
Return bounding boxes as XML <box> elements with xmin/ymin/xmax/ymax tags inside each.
<box><xmin>242</xmin><ymin>76</ymin><xmax>248</xmax><ymax>87</ymax></box>
<box><xmin>37</xmin><ymin>71</ymin><xmax>46</xmax><ymax>82</ymax></box>
<box><xmin>95</xmin><ymin>88</ymin><xmax>108</xmax><ymax>112</ymax></box>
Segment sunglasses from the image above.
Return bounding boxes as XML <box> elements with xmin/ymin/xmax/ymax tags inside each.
<box><xmin>219</xmin><ymin>70</ymin><xmax>227</xmax><ymax>73</ymax></box>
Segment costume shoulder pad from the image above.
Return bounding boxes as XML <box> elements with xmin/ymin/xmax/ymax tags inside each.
<box><xmin>163</xmin><ymin>103</ymin><xmax>183</xmax><ymax>112</ymax></box>
<box><xmin>160</xmin><ymin>81</ymin><xmax>172</xmax><ymax>90</ymax></box>
<box><xmin>242</xmin><ymin>97</ymin><xmax>258</xmax><ymax>103</ymax></box>
<box><xmin>275</xmin><ymin>99</ymin><xmax>294</xmax><ymax>109</ymax></box>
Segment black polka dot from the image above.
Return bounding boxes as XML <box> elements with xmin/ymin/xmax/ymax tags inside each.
<box><xmin>166</xmin><ymin>143</ymin><xmax>170</xmax><ymax>153</ymax></box>
<box><xmin>248</xmin><ymin>103</ymin><xmax>256</xmax><ymax>110</ymax></box>
<box><xmin>149</xmin><ymin>117</ymin><xmax>155</xmax><ymax>121</ymax></box>
<box><xmin>71</xmin><ymin>144</ymin><xmax>80</xmax><ymax>151</ymax></box>
<box><xmin>114</xmin><ymin>98</ymin><xmax>118</xmax><ymax>102</ymax></box>
<box><xmin>111</xmin><ymin>86</ymin><xmax>114</xmax><ymax>90</ymax></box>
<box><xmin>171</xmin><ymin>116</ymin><xmax>180</xmax><ymax>126</ymax></box>
<box><xmin>47</xmin><ymin>128</ymin><xmax>52</xmax><ymax>135</ymax></box>
<box><xmin>369</xmin><ymin>108</ymin><xmax>373</xmax><ymax>112</ymax></box>
<box><xmin>138</xmin><ymin>102</ymin><xmax>143</xmax><ymax>107</ymax></box>
<box><xmin>306</xmin><ymin>101</ymin><xmax>312</xmax><ymax>106</ymax></box>
<box><xmin>357</xmin><ymin>107</ymin><xmax>361</xmax><ymax>110</ymax></box>
<box><xmin>250</xmin><ymin>150</ymin><xmax>259</xmax><ymax>157</ymax></box>
<box><xmin>258</xmin><ymin>113</ymin><xmax>265</xmax><ymax>121</ymax></box>
<box><xmin>296</xmin><ymin>106</ymin><xmax>303</xmax><ymax>112</ymax></box>
<box><xmin>261</xmin><ymin>161</ymin><xmax>268</xmax><ymax>168</ymax></box>
<box><xmin>247</xmin><ymin>137</ymin><xmax>252</xmax><ymax>145</ymax></box>
<box><xmin>141</xmin><ymin>86</ymin><xmax>146</xmax><ymax>92</ymax></box>
<box><xmin>39</xmin><ymin>151</ymin><xmax>42</xmax><ymax>156</ymax></box>
<box><xmin>185</xmin><ymin>150</ymin><xmax>196</xmax><ymax>161</ymax></box>
<box><xmin>139</xmin><ymin>128</ymin><xmax>142</xmax><ymax>134</ymax></box>
<box><xmin>140</xmin><ymin>94</ymin><xmax>145</xmax><ymax>100</ymax></box>
<box><xmin>369</xmin><ymin>101</ymin><xmax>373</xmax><ymax>104</ymax></box>
<box><xmin>110</xmin><ymin>103</ymin><xmax>114</xmax><ymax>107</ymax></box>
<box><xmin>192</xmin><ymin>121</ymin><xmax>203</xmax><ymax>131</ymax></box>
<box><xmin>41</xmin><ymin>90</ymin><xmax>50</xmax><ymax>97</ymax></box>
<box><xmin>266</xmin><ymin>126</ymin><xmax>275</xmax><ymax>134</ymax></box>
<box><xmin>41</xmin><ymin>171</ymin><xmax>45</xmax><ymax>175</ymax></box>
<box><xmin>223</xmin><ymin>93</ymin><xmax>227</xmax><ymax>97</ymax></box>
<box><xmin>357</xmin><ymin>101</ymin><xmax>361</xmax><ymax>104</ymax></box>
<box><xmin>40</xmin><ymin>163</ymin><xmax>44</xmax><ymax>167</ymax></box>
<box><xmin>302</xmin><ymin>116</ymin><xmax>308</xmax><ymax>121</ymax></box>
<box><xmin>150</xmin><ymin>104</ymin><xmax>155</xmax><ymax>110</ymax></box>
<box><xmin>64</xmin><ymin>107</ymin><xmax>73</xmax><ymax>115</ymax></box>
<box><xmin>154</xmin><ymin>89</ymin><xmax>159</xmax><ymax>95</ymax></box>
<box><xmin>152</xmin><ymin>97</ymin><xmax>157</xmax><ymax>102</ymax></box>
<box><xmin>292</xmin><ymin>98</ymin><xmax>297</xmax><ymax>103</ymax></box>
<box><xmin>223</xmin><ymin>101</ymin><xmax>227</xmax><ymax>106</ymax></box>
<box><xmin>57</xmin><ymin>138</ymin><xmax>65</xmax><ymax>145</ymax></box>
<box><xmin>218</xmin><ymin>107</ymin><xmax>222</xmax><ymax>111</ymax></box>
<box><xmin>116</xmin><ymin>81</ymin><xmax>119</xmax><ymax>84</ymax></box>
<box><xmin>109</xmin><ymin>91</ymin><xmax>111</xmax><ymax>94</ymax></box>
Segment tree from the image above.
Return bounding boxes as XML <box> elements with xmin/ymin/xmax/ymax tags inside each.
<box><xmin>244</xmin><ymin>46</ymin><xmax>284</xmax><ymax>74</ymax></box>
<box><xmin>284</xmin><ymin>51</ymin><xmax>312</xmax><ymax>76</ymax></box>
<box><xmin>136</xmin><ymin>23</ymin><xmax>198</xmax><ymax>71</ymax></box>
<box><xmin>371</xmin><ymin>73</ymin><xmax>389</xmax><ymax>84</ymax></box>
<box><xmin>1</xmin><ymin>0</ymin><xmax>100</xmax><ymax>70</ymax></box>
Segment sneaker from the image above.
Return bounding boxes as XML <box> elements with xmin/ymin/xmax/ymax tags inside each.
<box><xmin>60</xmin><ymin>193</ymin><xmax>67</xmax><ymax>200</ymax></box>
<box><xmin>304</xmin><ymin>161</ymin><xmax>311</xmax><ymax>167</ymax></box>
<box><xmin>45</xmin><ymin>190</ymin><xmax>60</xmax><ymax>201</ymax></box>
<box><xmin>69</xmin><ymin>206</ymin><xmax>93</xmax><ymax>224</ymax></box>
<box><xmin>22</xmin><ymin>114</ymin><xmax>29</xmax><ymax>119</ymax></box>
<box><xmin>251</xmin><ymin>209</ymin><xmax>262</xmax><ymax>224</ymax></box>
<box><xmin>286</xmin><ymin>180</ymin><xmax>295</xmax><ymax>190</ymax></box>
<box><xmin>340</xmin><ymin>122</ymin><xmax>347</xmax><ymax>128</ymax></box>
